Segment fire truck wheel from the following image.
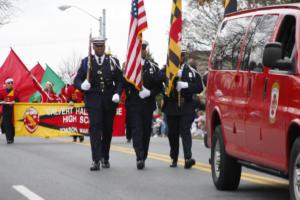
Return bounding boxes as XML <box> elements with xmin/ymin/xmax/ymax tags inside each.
<box><xmin>211</xmin><ymin>125</ymin><xmax>241</xmax><ymax>190</ymax></box>
<box><xmin>290</xmin><ymin>137</ymin><xmax>300</xmax><ymax>200</ymax></box>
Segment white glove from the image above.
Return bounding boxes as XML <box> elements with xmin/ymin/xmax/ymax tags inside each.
<box><xmin>139</xmin><ymin>86</ymin><xmax>151</xmax><ymax>99</ymax></box>
<box><xmin>177</xmin><ymin>69</ymin><xmax>183</xmax><ymax>78</ymax></box>
<box><xmin>112</xmin><ymin>93</ymin><xmax>120</xmax><ymax>103</ymax></box>
<box><xmin>81</xmin><ymin>79</ymin><xmax>91</xmax><ymax>91</ymax></box>
<box><xmin>176</xmin><ymin>81</ymin><xmax>188</xmax><ymax>92</ymax></box>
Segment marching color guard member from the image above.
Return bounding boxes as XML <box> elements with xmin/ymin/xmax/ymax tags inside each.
<box><xmin>74</xmin><ymin>36</ymin><xmax>123</xmax><ymax>171</ymax></box>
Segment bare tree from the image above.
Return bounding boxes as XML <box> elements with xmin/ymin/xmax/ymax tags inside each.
<box><xmin>239</xmin><ymin>0</ymin><xmax>292</xmax><ymax>7</ymax></box>
<box><xmin>197</xmin><ymin>0</ymin><xmax>295</xmax><ymax>6</ymax></box>
<box><xmin>0</xmin><ymin>0</ymin><xmax>15</xmax><ymax>26</ymax></box>
<box><xmin>183</xmin><ymin>0</ymin><xmax>297</xmax><ymax>51</ymax></box>
<box><xmin>183</xmin><ymin>0</ymin><xmax>224</xmax><ymax>50</ymax></box>
<box><xmin>58</xmin><ymin>52</ymin><xmax>82</xmax><ymax>83</ymax></box>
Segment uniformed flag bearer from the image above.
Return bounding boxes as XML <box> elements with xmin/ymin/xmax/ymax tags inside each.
<box><xmin>124</xmin><ymin>41</ymin><xmax>161</xmax><ymax>170</ymax></box>
<box><xmin>155</xmin><ymin>50</ymin><xmax>203</xmax><ymax>169</ymax></box>
<box><xmin>74</xmin><ymin>37</ymin><xmax>123</xmax><ymax>171</ymax></box>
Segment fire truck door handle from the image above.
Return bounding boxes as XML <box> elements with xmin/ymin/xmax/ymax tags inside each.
<box><xmin>263</xmin><ymin>79</ymin><xmax>268</xmax><ymax>99</ymax></box>
<box><xmin>247</xmin><ymin>78</ymin><xmax>252</xmax><ymax>97</ymax></box>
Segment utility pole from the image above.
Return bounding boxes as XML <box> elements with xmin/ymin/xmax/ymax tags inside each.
<box><xmin>102</xmin><ymin>9</ymin><xmax>106</xmax><ymax>39</ymax></box>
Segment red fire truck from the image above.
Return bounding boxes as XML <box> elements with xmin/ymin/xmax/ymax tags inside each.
<box><xmin>206</xmin><ymin>3</ymin><xmax>300</xmax><ymax>200</ymax></box>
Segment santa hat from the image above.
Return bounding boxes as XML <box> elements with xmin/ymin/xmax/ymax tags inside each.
<box><xmin>5</xmin><ymin>78</ymin><xmax>13</xmax><ymax>84</ymax></box>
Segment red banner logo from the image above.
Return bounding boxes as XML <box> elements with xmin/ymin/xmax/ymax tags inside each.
<box><xmin>23</xmin><ymin>107</ymin><xmax>40</xmax><ymax>133</ymax></box>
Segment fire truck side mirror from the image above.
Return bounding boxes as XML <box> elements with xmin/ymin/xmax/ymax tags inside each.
<box><xmin>263</xmin><ymin>42</ymin><xmax>292</xmax><ymax>71</ymax></box>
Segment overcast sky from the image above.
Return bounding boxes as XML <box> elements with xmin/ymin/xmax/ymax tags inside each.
<box><xmin>0</xmin><ymin>0</ymin><xmax>183</xmax><ymax>72</ymax></box>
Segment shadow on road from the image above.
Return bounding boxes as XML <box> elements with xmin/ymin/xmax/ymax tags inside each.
<box><xmin>236</xmin><ymin>185</ymin><xmax>289</xmax><ymax>200</ymax></box>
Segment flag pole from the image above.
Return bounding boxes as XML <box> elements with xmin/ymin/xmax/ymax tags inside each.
<box><xmin>178</xmin><ymin>56</ymin><xmax>182</xmax><ymax>108</ymax></box>
<box><xmin>178</xmin><ymin>82</ymin><xmax>181</xmax><ymax>108</ymax></box>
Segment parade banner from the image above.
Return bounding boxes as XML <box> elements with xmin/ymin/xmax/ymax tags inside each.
<box><xmin>112</xmin><ymin>91</ymin><xmax>126</xmax><ymax>137</ymax></box>
<box><xmin>112</xmin><ymin>103</ymin><xmax>126</xmax><ymax>136</ymax></box>
<box><xmin>14</xmin><ymin>103</ymin><xmax>89</xmax><ymax>138</ymax></box>
<box><xmin>14</xmin><ymin>103</ymin><xmax>126</xmax><ymax>138</ymax></box>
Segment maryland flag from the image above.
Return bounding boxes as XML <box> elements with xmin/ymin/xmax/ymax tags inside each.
<box><xmin>224</xmin><ymin>0</ymin><xmax>237</xmax><ymax>16</ymax></box>
<box><xmin>165</xmin><ymin>0</ymin><xmax>182</xmax><ymax>96</ymax></box>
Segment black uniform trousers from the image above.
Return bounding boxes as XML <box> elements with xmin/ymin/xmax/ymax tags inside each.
<box><xmin>2</xmin><ymin>106</ymin><xmax>14</xmax><ymax>142</ymax></box>
<box><xmin>167</xmin><ymin>114</ymin><xmax>194</xmax><ymax>161</ymax></box>
<box><xmin>86</xmin><ymin>97</ymin><xmax>116</xmax><ymax>162</ymax></box>
<box><xmin>128</xmin><ymin>108</ymin><xmax>153</xmax><ymax>161</ymax></box>
<box><xmin>87</xmin><ymin>107</ymin><xmax>103</xmax><ymax>162</ymax></box>
<box><xmin>125</xmin><ymin>111</ymin><xmax>132</xmax><ymax>141</ymax></box>
<box><xmin>101</xmin><ymin>105</ymin><xmax>115</xmax><ymax>161</ymax></box>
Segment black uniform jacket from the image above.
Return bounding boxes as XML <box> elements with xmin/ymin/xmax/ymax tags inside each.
<box><xmin>124</xmin><ymin>59</ymin><xmax>161</xmax><ymax>112</ymax></box>
<box><xmin>155</xmin><ymin>64</ymin><xmax>203</xmax><ymax>116</ymax></box>
<box><xmin>74</xmin><ymin>54</ymin><xmax>123</xmax><ymax>109</ymax></box>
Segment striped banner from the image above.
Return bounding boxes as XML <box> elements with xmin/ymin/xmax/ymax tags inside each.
<box><xmin>165</xmin><ymin>0</ymin><xmax>182</xmax><ymax>97</ymax></box>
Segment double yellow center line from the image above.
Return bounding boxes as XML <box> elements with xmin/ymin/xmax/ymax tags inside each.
<box><xmin>54</xmin><ymin>138</ymin><xmax>289</xmax><ymax>188</ymax></box>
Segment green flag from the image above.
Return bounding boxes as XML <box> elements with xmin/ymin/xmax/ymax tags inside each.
<box><xmin>29</xmin><ymin>64</ymin><xmax>65</xmax><ymax>102</ymax></box>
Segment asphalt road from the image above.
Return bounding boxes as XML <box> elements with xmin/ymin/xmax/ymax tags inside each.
<box><xmin>0</xmin><ymin>135</ymin><xmax>290</xmax><ymax>200</ymax></box>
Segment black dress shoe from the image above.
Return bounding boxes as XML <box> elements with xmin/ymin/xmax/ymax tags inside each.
<box><xmin>90</xmin><ymin>161</ymin><xmax>100</xmax><ymax>171</ymax></box>
<box><xmin>184</xmin><ymin>158</ymin><xmax>196</xmax><ymax>169</ymax></box>
<box><xmin>79</xmin><ymin>136</ymin><xmax>84</xmax><ymax>143</ymax></box>
<box><xmin>101</xmin><ymin>159</ymin><xmax>110</xmax><ymax>168</ymax></box>
<box><xmin>7</xmin><ymin>140</ymin><xmax>12</xmax><ymax>144</ymax></box>
<box><xmin>169</xmin><ymin>160</ymin><xmax>177</xmax><ymax>168</ymax></box>
<box><xmin>136</xmin><ymin>160</ymin><xmax>145</xmax><ymax>170</ymax></box>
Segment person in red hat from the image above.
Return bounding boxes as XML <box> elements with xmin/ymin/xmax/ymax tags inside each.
<box><xmin>31</xmin><ymin>75</ymin><xmax>61</xmax><ymax>103</ymax></box>
<box><xmin>0</xmin><ymin>78</ymin><xmax>19</xmax><ymax>144</ymax></box>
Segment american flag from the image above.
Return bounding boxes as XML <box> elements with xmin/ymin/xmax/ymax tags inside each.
<box><xmin>124</xmin><ymin>0</ymin><xmax>148</xmax><ymax>90</ymax></box>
